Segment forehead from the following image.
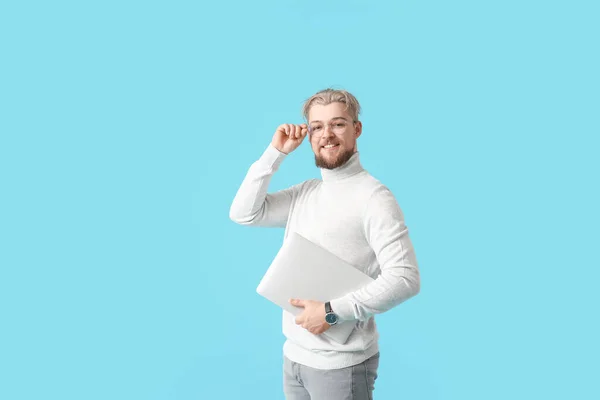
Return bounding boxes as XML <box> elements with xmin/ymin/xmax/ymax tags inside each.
<box><xmin>308</xmin><ymin>102</ymin><xmax>351</xmax><ymax>122</ymax></box>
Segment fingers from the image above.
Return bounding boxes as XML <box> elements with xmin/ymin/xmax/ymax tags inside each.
<box><xmin>277</xmin><ymin>124</ymin><xmax>307</xmax><ymax>139</ymax></box>
<box><xmin>297</xmin><ymin>124</ymin><xmax>308</xmax><ymax>138</ymax></box>
<box><xmin>291</xmin><ymin>124</ymin><xmax>300</xmax><ymax>139</ymax></box>
<box><xmin>294</xmin><ymin>318</ymin><xmax>325</xmax><ymax>335</ymax></box>
<box><xmin>276</xmin><ymin>124</ymin><xmax>286</xmax><ymax>137</ymax></box>
<box><xmin>276</xmin><ymin>124</ymin><xmax>291</xmax><ymax>136</ymax></box>
<box><xmin>290</xmin><ymin>298</ymin><xmax>305</xmax><ymax>307</ymax></box>
<box><xmin>300</xmin><ymin>124</ymin><xmax>308</xmax><ymax>137</ymax></box>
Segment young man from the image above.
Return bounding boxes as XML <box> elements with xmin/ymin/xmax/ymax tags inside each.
<box><xmin>229</xmin><ymin>89</ymin><xmax>420</xmax><ymax>399</ymax></box>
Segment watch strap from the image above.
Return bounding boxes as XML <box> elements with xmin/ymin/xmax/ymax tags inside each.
<box><xmin>325</xmin><ymin>301</ymin><xmax>333</xmax><ymax>314</ymax></box>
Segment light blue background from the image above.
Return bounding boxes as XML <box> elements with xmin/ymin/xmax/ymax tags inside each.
<box><xmin>1</xmin><ymin>1</ymin><xmax>598</xmax><ymax>399</ymax></box>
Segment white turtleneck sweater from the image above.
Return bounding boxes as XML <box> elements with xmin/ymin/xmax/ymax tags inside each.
<box><xmin>229</xmin><ymin>144</ymin><xmax>420</xmax><ymax>370</ymax></box>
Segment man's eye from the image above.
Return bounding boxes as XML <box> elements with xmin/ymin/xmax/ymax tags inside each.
<box><xmin>312</xmin><ymin>126</ymin><xmax>322</xmax><ymax>131</ymax></box>
<box><xmin>336</xmin><ymin>123</ymin><xmax>345</xmax><ymax>127</ymax></box>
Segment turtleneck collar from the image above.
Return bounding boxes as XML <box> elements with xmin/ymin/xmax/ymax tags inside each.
<box><xmin>320</xmin><ymin>151</ymin><xmax>365</xmax><ymax>182</ymax></box>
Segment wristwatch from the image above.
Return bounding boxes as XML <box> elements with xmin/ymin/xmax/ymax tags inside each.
<box><xmin>325</xmin><ymin>301</ymin><xmax>339</xmax><ymax>326</ymax></box>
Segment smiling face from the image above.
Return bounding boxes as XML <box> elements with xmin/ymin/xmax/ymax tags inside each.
<box><xmin>307</xmin><ymin>102</ymin><xmax>362</xmax><ymax>170</ymax></box>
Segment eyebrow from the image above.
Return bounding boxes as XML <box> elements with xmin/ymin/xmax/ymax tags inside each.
<box><xmin>309</xmin><ymin>117</ymin><xmax>349</xmax><ymax>124</ymax></box>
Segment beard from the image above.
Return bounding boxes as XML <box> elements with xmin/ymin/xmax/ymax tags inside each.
<box><xmin>314</xmin><ymin>146</ymin><xmax>355</xmax><ymax>170</ymax></box>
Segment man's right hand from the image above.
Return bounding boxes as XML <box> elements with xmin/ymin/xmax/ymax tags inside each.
<box><xmin>271</xmin><ymin>124</ymin><xmax>308</xmax><ymax>154</ymax></box>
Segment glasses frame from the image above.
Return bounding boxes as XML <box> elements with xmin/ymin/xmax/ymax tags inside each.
<box><xmin>307</xmin><ymin>119</ymin><xmax>358</xmax><ymax>138</ymax></box>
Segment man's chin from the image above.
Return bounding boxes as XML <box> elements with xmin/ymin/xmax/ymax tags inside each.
<box><xmin>315</xmin><ymin>148</ymin><xmax>354</xmax><ymax>170</ymax></box>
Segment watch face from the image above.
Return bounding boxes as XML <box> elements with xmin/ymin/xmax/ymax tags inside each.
<box><xmin>325</xmin><ymin>313</ymin><xmax>338</xmax><ymax>324</ymax></box>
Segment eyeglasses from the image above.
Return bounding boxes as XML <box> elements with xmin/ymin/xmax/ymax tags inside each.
<box><xmin>307</xmin><ymin>119</ymin><xmax>357</xmax><ymax>138</ymax></box>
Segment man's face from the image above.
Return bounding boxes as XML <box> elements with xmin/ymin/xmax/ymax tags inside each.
<box><xmin>307</xmin><ymin>102</ymin><xmax>362</xmax><ymax>170</ymax></box>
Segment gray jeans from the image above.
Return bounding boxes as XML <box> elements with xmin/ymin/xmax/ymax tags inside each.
<box><xmin>283</xmin><ymin>352</ymin><xmax>380</xmax><ymax>400</ymax></box>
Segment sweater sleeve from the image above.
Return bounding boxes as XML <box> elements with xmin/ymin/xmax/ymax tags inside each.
<box><xmin>229</xmin><ymin>144</ymin><xmax>298</xmax><ymax>228</ymax></box>
<box><xmin>330</xmin><ymin>186</ymin><xmax>421</xmax><ymax>321</ymax></box>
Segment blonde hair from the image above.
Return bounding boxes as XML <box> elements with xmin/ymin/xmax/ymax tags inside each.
<box><xmin>302</xmin><ymin>88</ymin><xmax>361</xmax><ymax>122</ymax></box>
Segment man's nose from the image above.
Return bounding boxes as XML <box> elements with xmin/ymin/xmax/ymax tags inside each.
<box><xmin>322</xmin><ymin>125</ymin><xmax>335</xmax><ymax>136</ymax></box>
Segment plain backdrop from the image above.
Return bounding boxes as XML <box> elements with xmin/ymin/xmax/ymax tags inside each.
<box><xmin>1</xmin><ymin>1</ymin><xmax>599</xmax><ymax>399</ymax></box>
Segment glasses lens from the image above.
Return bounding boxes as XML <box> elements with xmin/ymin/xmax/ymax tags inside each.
<box><xmin>309</xmin><ymin>125</ymin><xmax>322</xmax><ymax>137</ymax></box>
<box><xmin>332</xmin><ymin>122</ymin><xmax>347</xmax><ymax>134</ymax></box>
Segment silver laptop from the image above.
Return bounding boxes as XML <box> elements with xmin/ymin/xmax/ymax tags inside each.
<box><xmin>256</xmin><ymin>231</ymin><xmax>374</xmax><ymax>344</ymax></box>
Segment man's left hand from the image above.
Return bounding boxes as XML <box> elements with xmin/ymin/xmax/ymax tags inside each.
<box><xmin>290</xmin><ymin>298</ymin><xmax>331</xmax><ymax>335</ymax></box>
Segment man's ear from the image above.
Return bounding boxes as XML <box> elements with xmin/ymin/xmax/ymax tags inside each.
<box><xmin>354</xmin><ymin>121</ymin><xmax>363</xmax><ymax>138</ymax></box>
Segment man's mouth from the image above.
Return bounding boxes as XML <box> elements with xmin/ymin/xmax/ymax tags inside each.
<box><xmin>322</xmin><ymin>143</ymin><xmax>340</xmax><ymax>151</ymax></box>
